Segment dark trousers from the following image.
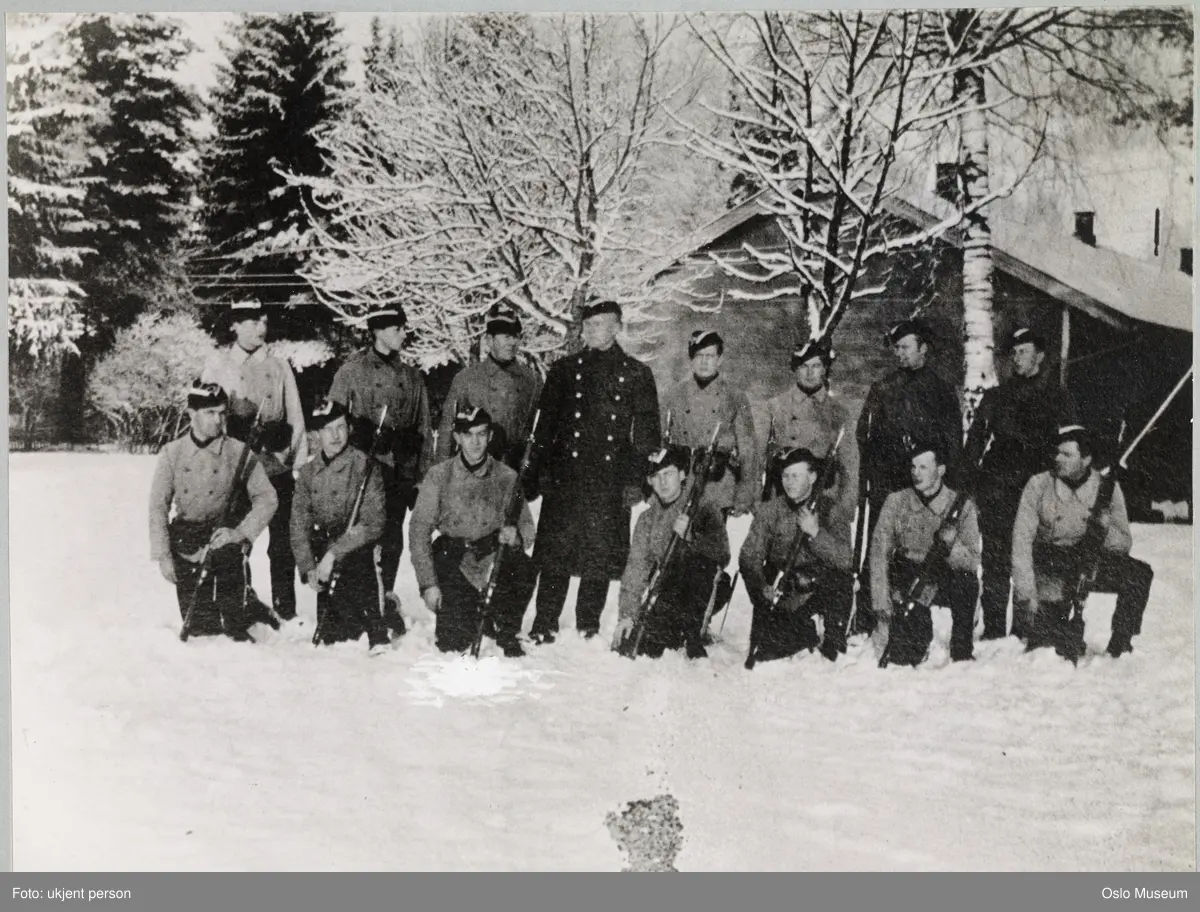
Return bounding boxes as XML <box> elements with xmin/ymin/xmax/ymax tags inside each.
<box><xmin>978</xmin><ymin>485</ymin><xmax>1022</xmax><ymax>638</ymax></box>
<box><xmin>314</xmin><ymin>546</ymin><xmax>388</xmax><ymax>648</ymax></box>
<box><xmin>631</xmin><ymin>552</ymin><xmax>720</xmax><ymax>658</ymax></box>
<box><xmin>174</xmin><ymin>546</ymin><xmax>253</xmax><ymax>640</ymax></box>
<box><xmin>1029</xmin><ymin>547</ymin><xmax>1154</xmax><ymax>653</ymax></box>
<box><xmin>885</xmin><ymin>558</ymin><xmax>978</xmax><ymax>666</ymax></box>
<box><xmin>749</xmin><ymin>568</ymin><xmax>852</xmax><ymax>662</ymax></box>
<box><xmin>431</xmin><ymin>537</ymin><xmax>537</xmax><ymax>653</ymax></box>
<box><xmin>266</xmin><ymin>472</ymin><xmax>298</xmax><ymax>619</ymax></box>
<box><xmin>532</xmin><ymin>572</ymin><xmax>610</xmax><ymax>637</ymax></box>
<box><xmin>380</xmin><ymin>471</ymin><xmax>414</xmax><ymax>593</ymax></box>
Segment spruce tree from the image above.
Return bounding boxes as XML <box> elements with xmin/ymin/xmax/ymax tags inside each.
<box><xmin>196</xmin><ymin>12</ymin><xmax>349</xmax><ymax>341</ymax></box>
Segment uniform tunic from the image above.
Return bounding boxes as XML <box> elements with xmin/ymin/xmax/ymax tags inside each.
<box><xmin>1010</xmin><ymin>470</ymin><xmax>1131</xmax><ymax>604</ymax></box>
<box><xmin>409</xmin><ymin>455</ymin><xmax>536</xmax><ymax>593</ymax></box>
<box><xmin>290</xmin><ymin>446</ymin><xmax>387</xmax><ymax>578</ymax></box>
<box><xmin>435</xmin><ymin>356</ymin><xmax>542</xmax><ymax>464</ymax></box>
<box><xmin>763</xmin><ymin>385</ymin><xmax>859</xmax><ymax>510</ymax></box>
<box><xmin>739</xmin><ymin>494</ymin><xmax>853</xmax><ymax>599</ymax></box>
<box><xmin>857</xmin><ymin>366</ymin><xmax>962</xmax><ymax>498</ymax></box>
<box><xmin>531</xmin><ymin>343</ymin><xmax>660</xmax><ymax>579</ymax></box>
<box><xmin>869</xmin><ymin>484</ymin><xmax>980</xmax><ymax>617</ymax></box>
<box><xmin>661</xmin><ymin>374</ymin><xmax>759</xmax><ymax>514</ymax></box>
<box><xmin>329</xmin><ymin>347</ymin><xmax>434</xmax><ymax>485</ymax></box>
<box><xmin>617</xmin><ymin>486</ymin><xmax>730</xmax><ymax>626</ymax></box>
<box><xmin>965</xmin><ymin>368</ymin><xmax>1077</xmax><ymax>636</ymax></box>
<box><xmin>149</xmin><ymin>433</ymin><xmax>277</xmax><ymax>561</ymax></box>
<box><xmin>201</xmin><ymin>344</ymin><xmax>307</xmax><ymax>476</ymax></box>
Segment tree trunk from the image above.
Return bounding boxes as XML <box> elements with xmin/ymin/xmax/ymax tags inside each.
<box><xmin>957</xmin><ymin>62</ymin><xmax>997</xmax><ymax>436</ymax></box>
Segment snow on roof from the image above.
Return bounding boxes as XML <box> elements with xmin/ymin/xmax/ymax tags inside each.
<box><xmin>652</xmin><ymin>187</ymin><xmax>1194</xmax><ymax>334</ymax></box>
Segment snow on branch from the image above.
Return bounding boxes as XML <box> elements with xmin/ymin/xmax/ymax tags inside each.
<box><xmin>289</xmin><ymin>13</ymin><xmax>723</xmax><ymax>369</ymax></box>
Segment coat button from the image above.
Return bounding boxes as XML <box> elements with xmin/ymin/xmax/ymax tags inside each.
<box><xmin>576</xmin><ymin>392</ymin><xmax>582</xmax><ymax>399</ymax></box>
<box><xmin>611</xmin><ymin>414</ymin><xmax>617</xmax><ymax>420</ymax></box>
<box><xmin>615</xmin><ymin>395</ymin><xmax>621</xmax><ymax>401</ymax></box>
<box><xmin>605</xmin><ymin>455</ymin><xmax>611</xmax><ymax>461</ymax></box>
<box><xmin>575</xmin><ymin>412</ymin><xmax>581</xmax><ymax>419</ymax></box>
<box><xmin>607</xmin><ymin>435</ymin><xmax>613</xmax><ymax>442</ymax></box>
<box><xmin>576</xmin><ymin>374</ymin><xmax>581</xmax><ymax>380</ymax></box>
<box><xmin>572</xmin><ymin>451</ymin><xmax>578</xmax><ymax>458</ymax></box>
<box><xmin>574</xmin><ymin>431</ymin><xmax>580</xmax><ymax>438</ymax></box>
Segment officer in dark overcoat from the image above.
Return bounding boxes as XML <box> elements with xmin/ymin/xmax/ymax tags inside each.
<box><xmin>526</xmin><ymin>299</ymin><xmax>661</xmax><ymax>643</ymax></box>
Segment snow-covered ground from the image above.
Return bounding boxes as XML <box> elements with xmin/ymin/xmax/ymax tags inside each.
<box><xmin>9</xmin><ymin>453</ymin><xmax>1196</xmax><ymax>871</ymax></box>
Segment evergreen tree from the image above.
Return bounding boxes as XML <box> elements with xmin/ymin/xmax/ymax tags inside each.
<box><xmin>69</xmin><ymin>13</ymin><xmax>200</xmax><ymax>348</ymax></box>
<box><xmin>6</xmin><ymin>14</ymin><xmax>98</xmax><ymax>447</ymax></box>
<box><xmin>196</xmin><ymin>13</ymin><xmax>349</xmax><ymax>341</ymax></box>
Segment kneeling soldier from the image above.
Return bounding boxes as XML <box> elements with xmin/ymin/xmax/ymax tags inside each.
<box><xmin>149</xmin><ymin>380</ymin><xmax>278</xmax><ymax>641</ymax></box>
<box><xmin>740</xmin><ymin>447</ymin><xmax>853</xmax><ymax>662</ymax></box>
<box><xmin>1011</xmin><ymin>425</ymin><xmax>1153</xmax><ymax>659</ymax></box>
<box><xmin>870</xmin><ymin>443</ymin><xmax>980</xmax><ymax>666</ymax></box>
<box><xmin>292</xmin><ymin>399</ymin><xmax>391</xmax><ymax>653</ymax></box>
<box><xmin>614</xmin><ymin>445</ymin><xmax>731</xmax><ymax>659</ymax></box>
<box><xmin>410</xmin><ymin>407</ymin><xmax>536</xmax><ymax>656</ymax></box>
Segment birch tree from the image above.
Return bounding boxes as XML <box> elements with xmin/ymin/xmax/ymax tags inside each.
<box><xmin>687</xmin><ymin>11</ymin><xmax>1011</xmax><ymax>351</ymax></box>
<box><xmin>295</xmin><ymin>13</ymin><xmax>725</xmax><ymax>369</ymax></box>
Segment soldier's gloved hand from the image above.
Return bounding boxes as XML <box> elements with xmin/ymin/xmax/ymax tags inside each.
<box><xmin>499</xmin><ymin>525</ymin><xmax>520</xmax><ymax>547</ymax></box>
<box><xmin>304</xmin><ymin>571</ymin><xmax>322</xmax><ymax>592</ymax></box>
<box><xmin>798</xmin><ymin>504</ymin><xmax>819</xmax><ymax>538</ymax></box>
<box><xmin>622</xmin><ymin>485</ymin><xmax>646</xmax><ymax>510</ymax></box>
<box><xmin>672</xmin><ymin>514</ymin><xmax>690</xmax><ymax>538</ymax></box>
<box><xmin>422</xmin><ymin>585</ymin><xmax>442</xmax><ymax>614</ymax></box>
<box><xmin>208</xmin><ymin>527</ymin><xmax>245</xmax><ymax>552</ymax></box>
<box><xmin>761</xmin><ymin>585</ymin><xmax>778</xmax><ymax>605</ymax></box>
<box><xmin>158</xmin><ymin>558</ymin><xmax>177</xmax><ymax>585</ymax></box>
<box><xmin>316</xmin><ymin>551</ymin><xmax>336</xmax><ymax>584</ymax></box>
<box><xmin>612</xmin><ymin>616</ymin><xmax>634</xmax><ymax>648</ymax></box>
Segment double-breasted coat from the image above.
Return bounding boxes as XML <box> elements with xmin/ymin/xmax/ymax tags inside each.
<box><xmin>530</xmin><ymin>343</ymin><xmax>661</xmax><ymax>579</ymax></box>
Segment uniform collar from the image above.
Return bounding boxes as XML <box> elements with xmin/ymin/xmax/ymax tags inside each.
<box><xmin>1054</xmin><ymin>469</ymin><xmax>1096</xmax><ymax>499</ymax></box>
<box><xmin>189</xmin><ymin>432</ymin><xmax>225</xmax><ymax>453</ymax></box>
<box><xmin>453</xmin><ymin>452</ymin><xmax>495</xmax><ymax>479</ymax></box>
<box><xmin>228</xmin><ymin>343</ymin><xmax>266</xmax><ymax>365</ymax></box>
<box><xmin>913</xmin><ymin>483</ymin><xmax>952</xmax><ymax>513</ymax></box>
<box><xmin>691</xmin><ymin>373</ymin><xmax>721</xmax><ymax>392</ymax></box>
<box><xmin>319</xmin><ymin>443</ymin><xmax>352</xmax><ymax>469</ymax></box>
<box><xmin>791</xmin><ymin>384</ymin><xmax>828</xmax><ymax>404</ymax></box>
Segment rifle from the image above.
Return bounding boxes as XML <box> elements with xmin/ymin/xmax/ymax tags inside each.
<box><xmin>470</xmin><ymin>409</ymin><xmax>541</xmax><ymax>658</ymax></box>
<box><xmin>847</xmin><ymin>405</ymin><xmax>873</xmax><ymax>635</ymax></box>
<box><xmin>180</xmin><ymin>403</ymin><xmax>264</xmax><ymax>642</ymax></box>
<box><xmin>745</xmin><ymin>426</ymin><xmax>846</xmax><ymax>670</ymax></box>
<box><xmin>1054</xmin><ymin>366</ymin><xmax>1192</xmax><ymax>664</ymax></box>
<box><xmin>313</xmin><ymin>404</ymin><xmax>389</xmax><ymax>647</ymax></box>
<box><xmin>618</xmin><ymin>423</ymin><xmax>722</xmax><ymax>659</ymax></box>
<box><xmin>760</xmin><ymin>415</ymin><xmax>778</xmax><ymax>503</ymax></box>
<box><xmin>878</xmin><ymin>433</ymin><xmax>993</xmax><ymax>669</ymax></box>
<box><xmin>664</xmin><ymin>409</ymin><xmax>674</xmax><ymax>445</ymax></box>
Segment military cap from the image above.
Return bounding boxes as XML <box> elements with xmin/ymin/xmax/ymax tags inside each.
<box><xmin>906</xmin><ymin>438</ymin><xmax>948</xmax><ymax>466</ymax></box>
<box><xmin>886</xmin><ymin>318</ymin><xmax>932</xmax><ymax>347</ymax></box>
<box><xmin>186</xmin><ymin>379</ymin><xmax>229</xmax><ymax>410</ymax></box>
<box><xmin>453</xmin><ymin>405</ymin><xmax>492</xmax><ymax>434</ymax></box>
<box><xmin>486</xmin><ymin>302</ymin><xmax>522</xmax><ymax>335</ymax></box>
<box><xmin>688</xmin><ymin>329</ymin><xmax>724</xmax><ymax>359</ymax></box>
<box><xmin>646</xmin><ymin>444</ymin><xmax>691</xmax><ymax>476</ymax></box>
<box><xmin>228</xmin><ymin>300</ymin><xmax>266</xmax><ymax>322</ymax></box>
<box><xmin>1054</xmin><ymin>424</ymin><xmax>1092</xmax><ymax>449</ymax></box>
<box><xmin>778</xmin><ymin>446</ymin><xmax>824</xmax><ymax>475</ymax></box>
<box><xmin>366</xmin><ymin>306</ymin><xmax>408</xmax><ymax>331</ymax></box>
<box><xmin>580</xmin><ymin>298</ymin><xmax>622</xmax><ymax>321</ymax></box>
<box><xmin>1007</xmin><ymin>326</ymin><xmax>1046</xmax><ymax>352</ymax></box>
<box><xmin>309</xmin><ymin>397</ymin><xmax>349</xmax><ymax>430</ymax></box>
<box><xmin>791</xmin><ymin>336</ymin><xmax>834</xmax><ymax>370</ymax></box>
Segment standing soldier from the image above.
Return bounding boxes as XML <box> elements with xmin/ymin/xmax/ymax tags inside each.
<box><xmin>739</xmin><ymin>447</ymin><xmax>854</xmax><ymax>663</ymax></box>
<box><xmin>526</xmin><ymin>299</ymin><xmax>661</xmax><ymax>644</ymax></box>
<box><xmin>328</xmin><ymin>305</ymin><xmax>433</xmax><ymax>636</ymax></box>
<box><xmin>290</xmin><ymin>399</ymin><xmax>391</xmax><ymax>654</ymax></box>
<box><xmin>409</xmin><ymin>407</ymin><xmax>536</xmax><ymax>657</ymax></box>
<box><xmin>613</xmin><ymin>445</ymin><xmax>731</xmax><ymax>659</ymax></box>
<box><xmin>763</xmin><ymin>337</ymin><xmax>858</xmax><ymax>513</ymax></box>
<box><xmin>149</xmin><ymin>380</ymin><xmax>278</xmax><ymax>641</ymax></box>
<box><xmin>201</xmin><ymin>301</ymin><xmax>307</xmax><ymax>623</ymax></box>
<box><xmin>965</xmin><ymin>327</ymin><xmax>1077</xmax><ymax>641</ymax></box>
<box><xmin>435</xmin><ymin>302</ymin><xmax>542</xmax><ymax>468</ymax></box>
<box><xmin>661</xmin><ymin>329</ymin><xmax>759</xmax><ymax>519</ymax></box>
<box><xmin>869</xmin><ymin>443</ymin><xmax>980</xmax><ymax>666</ymax></box>
<box><xmin>855</xmin><ymin>319</ymin><xmax>962</xmax><ymax>635</ymax></box>
<box><xmin>1011</xmin><ymin>425</ymin><xmax>1153</xmax><ymax>659</ymax></box>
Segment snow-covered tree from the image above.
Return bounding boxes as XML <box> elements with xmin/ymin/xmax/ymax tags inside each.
<box><xmin>6</xmin><ymin>13</ymin><xmax>98</xmax><ymax>448</ymax></box>
<box><xmin>295</xmin><ymin>13</ymin><xmax>726</xmax><ymax>369</ymax></box>
<box><xmin>194</xmin><ymin>13</ymin><xmax>350</xmax><ymax>341</ymax></box>
<box><xmin>67</xmin><ymin>13</ymin><xmax>200</xmax><ymax>346</ymax></box>
<box><xmin>688</xmin><ymin>11</ymin><xmax>1010</xmax><ymax>350</ymax></box>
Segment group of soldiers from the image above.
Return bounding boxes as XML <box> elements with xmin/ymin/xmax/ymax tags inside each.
<box><xmin>149</xmin><ymin>297</ymin><xmax>1155</xmax><ymax>665</ymax></box>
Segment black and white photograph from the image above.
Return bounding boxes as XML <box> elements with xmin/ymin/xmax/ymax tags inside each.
<box><xmin>6</xmin><ymin>5</ymin><xmax>1195</xmax><ymax>872</ymax></box>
